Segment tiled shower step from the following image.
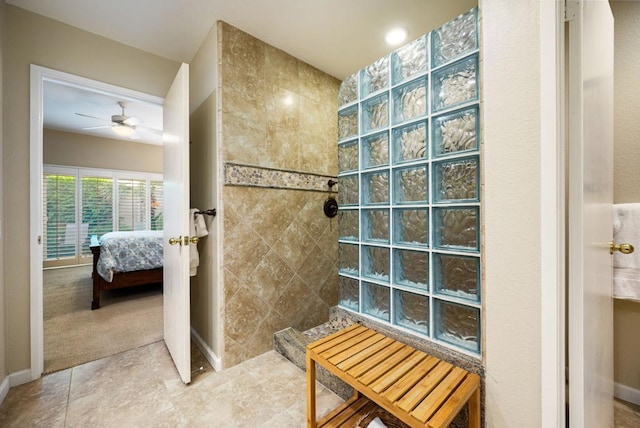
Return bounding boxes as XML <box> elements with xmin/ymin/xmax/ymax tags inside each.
<box><xmin>273</xmin><ymin>323</ymin><xmax>354</xmax><ymax>400</ymax></box>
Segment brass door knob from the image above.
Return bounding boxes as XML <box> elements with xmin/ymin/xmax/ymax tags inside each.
<box><xmin>169</xmin><ymin>237</ymin><xmax>182</xmax><ymax>246</ymax></box>
<box><xmin>189</xmin><ymin>236</ymin><xmax>200</xmax><ymax>244</ymax></box>
<box><xmin>610</xmin><ymin>242</ymin><xmax>634</xmax><ymax>254</ymax></box>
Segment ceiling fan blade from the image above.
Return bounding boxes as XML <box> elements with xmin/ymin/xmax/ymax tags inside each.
<box><xmin>75</xmin><ymin>112</ymin><xmax>109</xmax><ymax>122</ymax></box>
<box><xmin>83</xmin><ymin>125</ymin><xmax>112</xmax><ymax>130</ymax></box>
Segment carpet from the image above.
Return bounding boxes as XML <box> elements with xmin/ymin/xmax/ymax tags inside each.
<box><xmin>43</xmin><ymin>265</ymin><xmax>163</xmax><ymax>374</ymax></box>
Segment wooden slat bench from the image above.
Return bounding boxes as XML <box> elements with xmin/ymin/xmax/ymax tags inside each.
<box><xmin>306</xmin><ymin>324</ymin><xmax>481</xmax><ymax>428</ymax></box>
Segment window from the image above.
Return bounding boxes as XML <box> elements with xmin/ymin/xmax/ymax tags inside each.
<box><xmin>43</xmin><ymin>165</ymin><xmax>163</xmax><ymax>267</ymax></box>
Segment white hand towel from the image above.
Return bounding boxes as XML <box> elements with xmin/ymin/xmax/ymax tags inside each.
<box><xmin>366</xmin><ymin>417</ymin><xmax>387</xmax><ymax>428</ymax></box>
<box><xmin>613</xmin><ymin>203</ymin><xmax>640</xmax><ymax>301</ymax></box>
<box><xmin>189</xmin><ymin>208</ymin><xmax>201</xmax><ymax>276</ymax></box>
<box><xmin>194</xmin><ymin>211</ymin><xmax>209</xmax><ymax>238</ymax></box>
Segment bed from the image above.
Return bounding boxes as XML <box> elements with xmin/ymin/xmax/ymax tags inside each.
<box><xmin>90</xmin><ymin>231</ymin><xmax>164</xmax><ymax>309</ymax></box>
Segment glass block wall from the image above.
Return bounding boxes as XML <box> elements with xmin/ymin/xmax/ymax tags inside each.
<box><xmin>337</xmin><ymin>8</ymin><xmax>481</xmax><ymax>355</ymax></box>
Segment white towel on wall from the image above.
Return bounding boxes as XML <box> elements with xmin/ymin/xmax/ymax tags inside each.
<box><xmin>189</xmin><ymin>208</ymin><xmax>209</xmax><ymax>277</ymax></box>
<box><xmin>613</xmin><ymin>203</ymin><xmax>640</xmax><ymax>301</ymax></box>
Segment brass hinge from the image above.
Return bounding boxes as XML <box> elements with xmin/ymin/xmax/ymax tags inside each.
<box><xmin>565</xmin><ymin>0</ymin><xmax>579</xmax><ymax>22</ymax></box>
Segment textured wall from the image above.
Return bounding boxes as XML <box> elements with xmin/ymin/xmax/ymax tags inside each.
<box><xmin>611</xmin><ymin>0</ymin><xmax>640</xmax><ymax>396</ymax></box>
<box><xmin>4</xmin><ymin>5</ymin><xmax>179</xmax><ymax>373</ymax></box>
<box><xmin>482</xmin><ymin>0</ymin><xmax>542</xmax><ymax>426</ymax></box>
<box><xmin>43</xmin><ymin>129</ymin><xmax>163</xmax><ymax>173</ymax></box>
<box><xmin>218</xmin><ymin>22</ymin><xmax>340</xmax><ymax>367</ymax></box>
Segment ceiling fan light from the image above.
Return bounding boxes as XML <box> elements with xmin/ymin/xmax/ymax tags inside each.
<box><xmin>112</xmin><ymin>124</ymin><xmax>135</xmax><ymax>137</ymax></box>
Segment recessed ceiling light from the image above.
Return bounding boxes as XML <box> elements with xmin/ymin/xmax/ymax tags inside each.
<box><xmin>385</xmin><ymin>27</ymin><xmax>409</xmax><ymax>45</ymax></box>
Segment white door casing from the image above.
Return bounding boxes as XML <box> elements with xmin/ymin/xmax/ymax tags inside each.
<box><xmin>29</xmin><ymin>66</ymin><xmax>164</xmax><ymax>381</ymax></box>
<box><xmin>162</xmin><ymin>63</ymin><xmax>191</xmax><ymax>384</ymax></box>
<box><xmin>568</xmin><ymin>1</ymin><xmax>614</xmax><ymax>427</ymax></box>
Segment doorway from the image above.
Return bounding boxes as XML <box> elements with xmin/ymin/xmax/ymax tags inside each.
<box><xmin>30</xmin><ymin>66</ymin><xmax>166</xmax><ymax>376</ymax></box>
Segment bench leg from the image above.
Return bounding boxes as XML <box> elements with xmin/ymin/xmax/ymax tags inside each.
<box><xmin>469</xmin><ymin>387</ymin><xmax>480</xmax><ymax>428</ymax></box>
<box><xmin>306</xmin><ymin>352</ymin><xmax>316</xmax><ymax>428</ymax></box>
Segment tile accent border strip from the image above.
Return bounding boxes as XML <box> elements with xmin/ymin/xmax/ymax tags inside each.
<box><xmin>224</xmin><ymin>162</ymin><xmax>338</xmax><ymax>193</ymax></box>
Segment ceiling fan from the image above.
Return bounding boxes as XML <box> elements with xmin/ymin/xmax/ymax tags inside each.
<box><xmin>76</xmin><ymin>101</ymin><xmax>159</xmax><ymax>140</ymax></box>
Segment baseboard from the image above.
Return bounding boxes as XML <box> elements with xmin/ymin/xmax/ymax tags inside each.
<box><xmin>190</xmin><ymin>327</ymin><xmax>222</xmax><ymax>372</ymax></box>
<box><xmin>0</xmin><ymin>376</ymin><xmax>9</xmax><ymax>406</ymax></box>
<box><xmin>9</xmin><ymin>369</ymin><xmax>33</xmax><ymax>388</ymax></box>
<box><xmin>615</xmin><ymin>382</ymin><xmax>640</xmax><ymax>406</ymax></box>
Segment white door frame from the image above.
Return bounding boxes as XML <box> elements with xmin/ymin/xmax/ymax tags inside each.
<box><xmin>29</xmin><ymin>65</ymin><xmax>163</xmax><ymax>380</ymax></box>
<box><xmin>539</xmin><ymin>1</ymin><xmax>567</xmax><ymax>426</ymax></box>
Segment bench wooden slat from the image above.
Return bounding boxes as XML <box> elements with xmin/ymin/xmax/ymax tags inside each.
<box><xmin>320</xmin><ymin>395</ymin><xmax>371</xmax><ymax>428</ymax></box>
<box><xmin>326</xmin><ymin>332</ymin><xmax>387</xmax><ymax>365</ymax></box>
<box><xmin>307</xmin><ymin>324</ymin><xmax>366</xmax><ymax>352</ymax></box>
<box><xmin>367</xmin><ymin>350</ymin><xmax>425</xmax><ymax>392</ymax></box>
<box><xmin>410</xmin><ymin>367</ymin><xmax>468</xmax><ymax>423</ymax></box>
<box><xmin>381</xmin><ymin>355</ymin><xmax>440</xmax><ymax>402</ymax></box>
<box><xmin>313</xmin><ymin>330</ymin><xmax>376</xmax><ymax>359</ymax></box>
<box><xmin>336</xmin><ymin>336</ymin><xmax>395</xmax><ymax>372</ymax></box>
<box><xmin>424</xmin><ymin>374</ymin><xmax>480</xmax><ymax>428</ymax></box>
<box><xmin>396</xmin><ymin>360</ymin><xmax>454</xmax><ymax>412</ymax></box>
<box><xmin>346</xmin><ymin>340</ymin><xmax>406</xmax><ymax>378</ymax></box>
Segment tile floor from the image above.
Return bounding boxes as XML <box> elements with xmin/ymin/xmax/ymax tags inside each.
<box><xmin>1</xmin><ymin>340</ymin><xmax>639</xmax><ymax>427</ymax></box>
<box><xmin>0</xmin><ymin>341</ymin><xmax>343</xmax><ymax>427</ymax></box>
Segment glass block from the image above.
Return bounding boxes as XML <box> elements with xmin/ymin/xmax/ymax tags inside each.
<box><xmin>433</xmin><ymin>253</ymin><xmax>480</xmax><ymax>302</ymax></box>
<box><xmin>393</xmin><ymin>165</ymin><xmax>428</xmax><ymax>204</ymax></box>
<box><xmin>361</xmin><ymin>56</ymin><xmax>389</xmax><ymax>98</ymax></box>
<box><xmin>392</xmin><ymin>35</ymin><xmax>428</xmax><ymax>85</ymax></box>
<box><xmin>338</xmin><ymin>105</ymin><xmax>359</xmax><ymax>141</ymax></box>
<box><xmin>362</xmin><ymin>170</ymin><xmax>389</xmax><ymax>206</ymax></box>
<box><xmin>338</xmin><ymin>209</ymin><xmax>359</xmax><ymax>241</ymax></box>
<box><xmin>338</xmin><ymin>140</ymin><xmax>359</xmax><ymax>173</ymax></box>
<box><xmin>339</xmin><ymin>276</ymin><xmax>360</xmax><ymax>310</ymax></box>
<box><xmin>392</xmin><ymin>77</ymin><xmax>427</xmax><ymax>125</ymax></box>
<box><xmin>435</xmin><ymin>299</ymin><xmax>480</xmax><ymax>353</ymax></box>
<box><xmin>338</xmin><ymin>174</ymin><xmax>359</xmax><ymax>206</ymax></box>
<box><xmin>432</xmin><ymin>54</ymin><xmax>478</xmax><ymax>112</ymax></box>
<box><xmin>363</xmin><ymin>282</ymin><xmax>390</xmax><ymax>321</ymax></box>
<box><xmin>363</xmin><ymin>131</ymin><xmax>389</xmax><ymax>169</ymax></box>
<box><xmin>339</xmin><ymin>243</ymin><xmax>359</xmax><ymax>276</ymax></box>
<box><xmin>338</xmin><ymin>73</ymin><xmax>358</xmax><ymax>107</ymax></box>
<box><xmin>394</xmin><ymin>290</ymin><xmax>429</xmax><ymax>334</ymax></box>
<box><xmin>393</xmin><ymin>249</ymin><xmax>428</xmax><ymax>290</ymax></box>
<box><xmin>362</xmin><ymin>209</ymin><xmax>389</xmax><ymax>244</ymax></box>
<box><xmin>392</xmin><ymin>121</ymin><xmax>427</xmax><ymax>164</ymax></box>
<box><xmin>393</xmin><ymin>208</ymin><xmax>428</xmax><ymax>247</ymax></box>
<box><xmin>362</xmin><ymin>93</ymin><xmax>389</xmax><ymax>133</ymax></box>
<box><xmin>362</xmin><ymin>246</ymin><xmax>390</xmax><ymax>282</ymax></box>
<box><xmin>433</xmin><ymin>207</ymin><xmax>479</xmax><ymax>251</ymax></box>
<box><xmin>432</xmin><ymin>8</ymin><xmax>478</xmax><ymax>67</ymax></box>
<box><xmin>433</xmin><ymin>156</ymin><xmax>479</xmax><ymax>203</ymax></box>
<box><xmin>433</xmin><ymin>105</ymin><xmax>479</xmax><ymax>157</ymax></box>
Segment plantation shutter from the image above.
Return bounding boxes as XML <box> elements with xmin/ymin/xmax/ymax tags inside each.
<box><xmin>118</xmin><ymin>178</ymin><xmax>148</xmax><ymax>231</ymax></box>
<box><xmin>150</xmin><ymin>180</ymin><xmax>164</xmax><ymax>231</ymax></box>
<box><xmin>81</xmin><ymin>172</ymin><xmax>114</xmax><ymax>257</ymax></box>
<box><xmin>42</xmin><ymin>169</ymin><xmax>77</xmax><ymax>262</ymax></box>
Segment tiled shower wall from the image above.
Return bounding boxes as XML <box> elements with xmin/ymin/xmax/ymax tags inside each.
<box><xmin>218</xmin><ymin>22</ymin><xmax>340</xmax><ymax>367</ymax></box>
<box><xmin>337</xmin><ymin>9</ymin><xmax>482</xmax><ymax>355</ymax></box>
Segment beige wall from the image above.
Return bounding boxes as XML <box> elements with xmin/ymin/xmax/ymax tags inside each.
<box><xmin>218</xmin><ymin>22</ymin><xmax>340</xmax><ymax>367</ymax></box>
<box><xmin>44</xmin><ymin>129</ymin><xmax>162</xmax><ymax>173</ymax></box>
<box><xmin>189</xmin><ymin>92</ymin><xmax>221</xmax><ymax>359</ymax></box>
<box><xmin>611</xmin><ymin>0</ymin><xmax>640</xmax><ymax>395</ymax></box>
<box><xmin>0</xmin><ymin>0</ymin><xmax>7</xmax><ymax>383</ymax></box>
<box><xmin>482</xmin><ymin>0</ymin><xmax>542</xmax><ymax>426</ymax></box>
<box><xmin>4</xmin><ymin>5</ymin><xmax>179</xmax><ymax>373</ymax></box>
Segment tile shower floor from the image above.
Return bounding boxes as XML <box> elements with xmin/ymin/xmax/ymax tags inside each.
<box><xmin>0</xmin><ymin>341</ymin><xmax>343</xmax><ymax>427</ymax></box>
<box><xmin>1</xmin><ymin>339</ymin><xmax>638</xmax><ymax>427</ymax></box>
